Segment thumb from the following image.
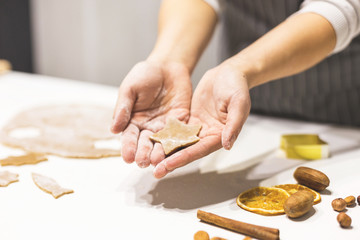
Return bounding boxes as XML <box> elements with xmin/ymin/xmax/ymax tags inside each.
<box><xmin>111</xmin><ymin>87</ymin><xmax>135</xmax><ymax>134</ymax></box>
<box><xmin>221</xmin><ymin>91</ymin><xmax>251</xmax><ymax>150</ymax></box>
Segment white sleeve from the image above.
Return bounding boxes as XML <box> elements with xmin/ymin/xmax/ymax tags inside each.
<box><xmin>297</xmin><ymin>0</ymin><xmax>360</xmax><ymax>53</ymax></box>
<box><xmin>202</xmin><ymin>0</ymin><xmax>220</xmax><ymax>14</ymax></box>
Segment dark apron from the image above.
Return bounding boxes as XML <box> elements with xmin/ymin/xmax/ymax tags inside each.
<box><xmin>218</xmin><ymin>0</ymin><xmax>360</xmax><ymax>126</ymax></box>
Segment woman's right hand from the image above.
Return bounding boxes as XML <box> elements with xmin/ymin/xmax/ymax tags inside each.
<box><xmin>111</xmin><ymin>60</ymin><xmax>192</xmax><ymax>169</ymax></box>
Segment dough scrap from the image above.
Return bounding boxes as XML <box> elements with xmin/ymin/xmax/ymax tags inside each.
<box><xmin>150</xmin><ymin>118</ymin><xmax>201</xmax><ymax>155</ymax></box>
<box><xmin>32</xmin><ymin>173</ymin><xmax>74</xmax><ymax>199</ymax></box>
<box><xmin>0</xmin><ymin>152</ymin><xmax>47</xmax><ymax>166</ymax></box>
<box><xmin>0</xmin><ymin>171</ymin><xmax>19</xmax><ymax>187</ymax></box>
<box><xmin>0</xmin><ymin>105</ymin><xmax>121</xmax><ymax>158</ymax></box>
<box><xmin>0</xmin><ymin>59</ymin><xmax>11</xmax><ymax>74</ymax></box>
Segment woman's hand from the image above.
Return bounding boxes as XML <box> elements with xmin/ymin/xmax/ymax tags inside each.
<box><xmin>111</xmin><ymin>60</ymin><xmax>192</xmax><ymax>168</ymax></box>
<box><xmin>152</xmin><ymin>11</ymin><xmax>337</xmax><ymax>178</ymax></box>
<box><xmin>153</xmin><ymin>62</ymin><xmax>251</xmax><ymax>178</ymax></box>
<box><xmin>110</xmin><ymin>0</ymin><xmax>216</xmax><ymax>172</ymax></box>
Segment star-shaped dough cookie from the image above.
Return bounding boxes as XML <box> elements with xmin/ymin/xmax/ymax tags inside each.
<box><xmin>150</xmin><ymin>118</ymin><xmax>201</xmax><ymax>155</ymax></box>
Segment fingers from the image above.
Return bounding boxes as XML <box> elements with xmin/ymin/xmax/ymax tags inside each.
<box><xmin>121</xmin><ymin>126</ymin><xmax>163</xmax><ymax>168</ymax></box>
<box><xmin>111</xmin><ymin>87</ymin><xmax>135</xmax><ymax>134</ymax></box>
<box><xmin>121</xmin><ymin>124</ymin><xmax>140</xmax><ymax>164</ymax></box>
<box><xmin>150</xmin><ymin>142</ymin><xmax>165</xmax><ymax>166</ymax></box>
<box><xmin>221</xmin><ymin>92</ymin><xmax>250</xmax><ymax>150</ymax></box>
<box><xmin>153</xmin><ymin>135</ymin><xmax>221</xmax><ymax>178</ymax></box>
<box><xmin>134</xmin><ymin>130</ymin><xmax>154</xmax><ymax>168</ymax></box>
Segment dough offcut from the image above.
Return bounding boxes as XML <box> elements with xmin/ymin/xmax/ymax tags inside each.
<box><xmin>32</xmin><ymin>173</ymin><xmax>74</xmax><ymax>199</ymax></box>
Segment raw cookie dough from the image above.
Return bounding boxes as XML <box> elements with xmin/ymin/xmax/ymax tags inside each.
<box><xmin>0</xmin><ymin>105</ymin><xmax>121</xmax><ymax>158</ymax></box>
<box><xmin>0</xmin><ymin>171</ymin><xmax>19</xmax><ymax>187</ymax></box>
<box><xmin>150</xmin><ymin>118</ymin><xmax>201</xmax><ymax>155</ymax></box>
<box><xmin>32</xmin><ymin>173</ymin><xmax>74</xmax><ymax>199</ymax></box>
<box><xmin>0</xmin><ymin>152</ymin><xmax>47</xmax><ymax>166</ymax></box>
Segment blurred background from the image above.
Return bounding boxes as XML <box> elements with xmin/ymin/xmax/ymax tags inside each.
<box><xmin>0</xmin><ymin>0</ymin><xmax>219</xmax><ymax>86</ymax></box>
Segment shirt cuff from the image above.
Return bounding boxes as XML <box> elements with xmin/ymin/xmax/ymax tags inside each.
<box><xmin>297</xmin><ymin>1</ymin><xmax>354</xmax><ymax>53</ymax></box>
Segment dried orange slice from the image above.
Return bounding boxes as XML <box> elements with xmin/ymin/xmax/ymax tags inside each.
<box><xmin>274</xmin><ymin>184</ymin><xmax>321</xmax><ymax>204</ymax></box>
<box><xmin>236</xmin><ymin>187</ymin><xmax>290</xmax><ymax>216</ymax></box>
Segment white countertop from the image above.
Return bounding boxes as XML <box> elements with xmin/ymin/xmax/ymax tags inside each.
<box><xmin>0</xmin><ymin>72</ymin><xmax>359</xmax><ymax>240</ymax></box>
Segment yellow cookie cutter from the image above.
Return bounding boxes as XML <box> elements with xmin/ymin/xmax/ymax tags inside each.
<box><xmin>280</xmin><ymin>134</ymin><xmax>329</xmax><ymax>160</ymax></box>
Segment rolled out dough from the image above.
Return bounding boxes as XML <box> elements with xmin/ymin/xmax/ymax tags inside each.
<box><xmin>0</xmin><ymin>105</ymin><xmax>121</xmax><ymax>158</ymax></box>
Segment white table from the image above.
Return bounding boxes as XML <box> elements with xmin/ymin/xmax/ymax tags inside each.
<box><xmin>1</xmin><ymin>72</ymin><xmax>359</xmax><ymax>240</ymax></box>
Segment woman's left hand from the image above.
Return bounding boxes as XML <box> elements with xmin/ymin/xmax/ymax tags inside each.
<box><xmin>153</xmin><ymin>62</ymin><xmax>252</xmax><ymax>178</ymax></box>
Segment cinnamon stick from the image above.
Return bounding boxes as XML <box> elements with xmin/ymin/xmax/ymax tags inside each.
<box><xmin>197</xmin><ymin>210</ymin><xmax>279</xmax><ymax>240</ymax></box>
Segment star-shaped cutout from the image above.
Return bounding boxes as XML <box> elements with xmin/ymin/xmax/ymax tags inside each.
<box><xmin>150</xmin><ymin>118</ymin><xmax>202</xmax><ymax>155</ymax></box>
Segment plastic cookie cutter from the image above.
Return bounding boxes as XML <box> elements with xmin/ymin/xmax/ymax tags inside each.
<box><xmin>280</xmin><ymin>134</ymin><xmax>329</xmax><ymax>160</ymax></box>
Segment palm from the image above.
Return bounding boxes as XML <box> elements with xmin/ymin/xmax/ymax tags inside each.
<box><xmin>112</xmin><ymin>61</ymin><xmax>192</xmax><ymax>167</ymax></box>
<box><xmin>186</xmin><ymin>72</ymin><xmax>231</xmax><ymax>156</ymax></box>
<box><xmin>129</xmin><ymin>64</ymin><xmax>191</xmax><ymax>132</ymax></box>
<box><xmin>189</xmin><ymin>83</ymin><xmax>226</xmax><ymax>150</ymax></box>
